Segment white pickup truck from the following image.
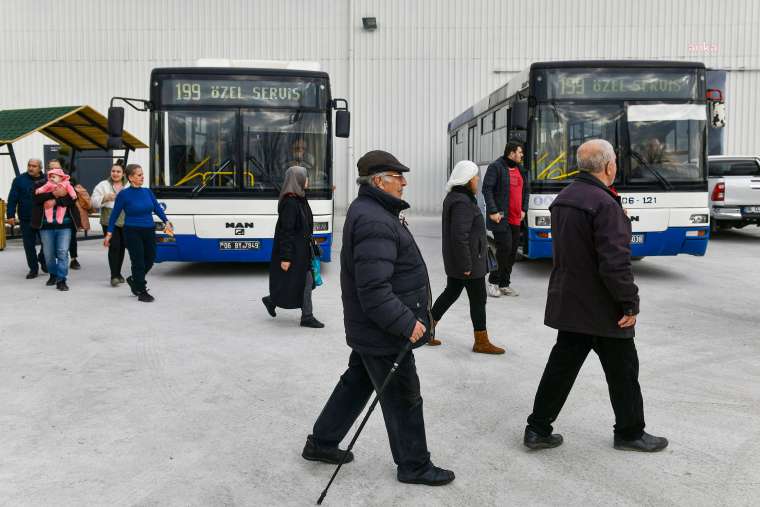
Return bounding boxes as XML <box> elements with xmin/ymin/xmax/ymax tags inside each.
<box><xmin>708</xmin><ymin>156</ymin><xmax>760</xmax><ymax>232</ymax></box>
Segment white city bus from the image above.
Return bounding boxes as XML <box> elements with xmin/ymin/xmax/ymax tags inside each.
<box><xmin>448</xmin><ymin>60</ymin><xmax>724</xmax><ymax>258</ymax></box>
<box><xmin>110</xmin><ymin>61</ymin><xmax>349</xmax><ymax>262</ymax></box>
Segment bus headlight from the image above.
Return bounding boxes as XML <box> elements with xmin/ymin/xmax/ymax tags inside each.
<box><xmin>689</xmin><ymin>214</ymin><xmax>708</xmax><ymax>224</ymax></box>
<box><xmin>313</xmin><ymin>221</ymin><xmax>329</xmax><ymax>232</ymax></box>
<box><xmin>535</xmin><ymin>216</ymin><xmax>551</xmax><ymax>227</ymax></box>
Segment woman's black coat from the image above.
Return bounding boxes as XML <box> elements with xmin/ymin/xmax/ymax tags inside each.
<box><xmin>269</xmin><ymin>195</ymin><xmax>313</xmax><ymax>309</ymax></box>
<box><xmin>441</xmin><ymin>186</ymin><xmax>488</xmax><ymax>280</ymax></box>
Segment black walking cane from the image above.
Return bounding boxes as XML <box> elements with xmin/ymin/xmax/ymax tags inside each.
<box><xmin>316</xmin><ymin>340</ymin><xmax>413</xmax><ymax>505</ymax></box>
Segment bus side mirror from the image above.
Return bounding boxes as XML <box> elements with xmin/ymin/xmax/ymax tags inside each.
<box><xmin>107</xmin><ymin>106</ymin><xmax>125</xmax><ymax>149</ymax></box>
<box><xmin>510</xmin><ymin>100</ymin><xmax>529</xmax><ymax>130</ymax></box>
<box><xmin>333</xmin><ymin>98</ymin><xmax>350</xmax><ymax>138</ymax></box>
<box><xmin>706</xmin><ymin>89</ymin><xmax>726</xmax><ymax>129</ymax></box>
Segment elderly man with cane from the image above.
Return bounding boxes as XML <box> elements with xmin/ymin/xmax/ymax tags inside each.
<box><xmin>304</xmin><ymin>150</ymin><xmax>455</xmax><ymax>493</ymax></box>
<box><xmin>523</xmin><ymin>139</ymin><xmax>668</xmax><ymax>452</ymax></box>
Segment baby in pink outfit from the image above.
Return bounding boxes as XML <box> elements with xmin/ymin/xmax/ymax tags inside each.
<box><xmin>35</xmin><ymin>168</ymin><xmax>77</xmax><ymax>224</ymax></box>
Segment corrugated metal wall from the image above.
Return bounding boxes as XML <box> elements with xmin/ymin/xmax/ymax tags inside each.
<box><xmin>2</xmin><ymin>0</ymin><xmax>758</xmax><ymax>212</ymax></box>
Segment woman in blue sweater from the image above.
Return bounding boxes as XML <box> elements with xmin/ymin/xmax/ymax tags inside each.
<box><xmin>104</xmin><ymin>164</ymin><xmax>172</xmax><ymax>302</ymax></box>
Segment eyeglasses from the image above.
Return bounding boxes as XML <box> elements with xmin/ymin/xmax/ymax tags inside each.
<box><xmin>380</xmin><ymin>172</ymin><xmax>405</xmax><ymax>181</ymax></box>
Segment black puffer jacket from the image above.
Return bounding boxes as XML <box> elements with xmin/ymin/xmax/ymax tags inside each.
<box><xmin>341</xmin><ymin>185</ymin><xmax>432</xmax><ymax>356</ymax></box>
<box><xmin>441</xmin><ymin>186</ymin><xmax>487</xmax><ymax>280</ymax></box>
<box><xmin>544</xmin><ymin>172</ymin><xmax>639</xmax><ymax>339</ymax></box>
<box><xmin>269</xmin><ymin>195</ymin><xmax>313</xmax><ymax>309</ymax></box>
<box><xmin>30</xmin><ymin>180</ymin><xmax>82</xmax><ymax>230</ymax></box>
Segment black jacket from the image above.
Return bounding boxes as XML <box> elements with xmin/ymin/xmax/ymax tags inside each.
<box><xmin>269</xmin><ymin>195</ymin><xmax>313</xmax><ymax>309</ymax></box>
<box><xmin>7</xmin><ymin>172</ymin><xmax>45</xmax><ymax>221</ymax></box>
<box><xmin>341</xmin><ymin>185</ymin><xmax>432</xmax><ymax>356</ymax></box>
<box><xmin>544</xmin><ymin>173</ymin><xmax>640</xmax><ymax>339</ymax></box>
<box><xmin>441</xmin><ymin>186</ymin><xmax>488</xmax><ymax>280</ymax></box>
<box><xmin>481</xmin><ymin>156</ymin><xmax>529</xmax><ymax>232</ymax></box>
<box><xmin>30</xmin><ymin>179</ymin><xmax>82</xmax><ymax>230</ymax></box>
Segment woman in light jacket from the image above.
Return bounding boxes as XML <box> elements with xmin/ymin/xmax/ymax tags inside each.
<box><xmin>92</xmin><ymin>161</ymin><xmax>127</xmax><ymax>286</ymax></box>
<box><xmin>428</xmin><ymin>160</ymin><xmax>505</xmax><ymax>354</ymax></box>
<box><xmin>262</xmin><ymin>166</ymin><xmax>323</xmax><ymax>328</ymax></box>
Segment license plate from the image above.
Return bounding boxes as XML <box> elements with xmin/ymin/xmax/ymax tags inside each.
<box><xmin>744</xmin><ymin>206</ymin><xmax>760</xmax><ymax>214</ymax></box>
<box><xmin>631</xmin><ymin>234</ymin><xmax>645</xmax><ymax>244</ymax></box>
<box><xmin>219</xmin><ymin>240</ymin><xmax>260</xmax><ymax>250</ymax></box>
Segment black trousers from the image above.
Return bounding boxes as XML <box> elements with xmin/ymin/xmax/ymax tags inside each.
<box><xmin>124</xmin><ymin>226</ymin><xmax>156</xmax><ymax>293</ymax></box>
<box><xmin>101</xmin><ymin>225</ymin><xmax>126</xmax><ymax>278</ymax></box>
<box><xmin>488</xmin><ymin>224</ymin><xmax>520</xmax><ymax>287</ymax></box>
<box><xmin>69</xmin><ymin>221</ymin><xmax>78</xmax><ymax>258</ymax></box>
<box><xmin>19</xmin><ymin>220</ymin><xmax>44</xmax><ymax>273</ymax></box>
<box><xmin>431</xmin><ymin>276</ymin><xmax>487</xmax><ymax>331</ymax></box>
<box><xmin>527</xmin><ymin>331</ymin><xmax>646</xmax><ymax>441</ymax></box>
<box><xmin>311</xmin><ymin>350</ymin><xmax>432</xmax><ymax>477</ymax></box>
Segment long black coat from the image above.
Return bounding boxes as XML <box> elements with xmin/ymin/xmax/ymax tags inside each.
<box><xmin>544</xmin><ymin>173</ymin><xmax>640</xmax><ymax>339</ymax></box>
<box><xmin>441</xmin><ymin>186</ymin><xmax>487</xmax><ymax>280</ymax></box>
<box><xmin>269</xmin><ymin>195</ymin><xmax>313</xmax><ymax>309</ymax></box>
<box><xmin>482</xmin><ymin>156</ymin><xmax>529</xmax><ymax>232</ymax></box>
<box><xmin>341</xmin><ymin>185</ymin><xmax>432</xmax><ymax>356</ymax></box>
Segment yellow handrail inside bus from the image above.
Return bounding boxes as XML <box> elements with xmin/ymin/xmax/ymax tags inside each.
<box><xmin>537</xmin><ymin>151</ymin><xmax>566</xmax><ymax>179</ymax></box>
<box><xmin>174</xmin><ymin>157</ymin><xmax>211</xmax><ymax>187</ymax></box>
<box><xmin>554</xmin><ymin>169</ymin><xmax>580</xmax><ymax>180</ymax></box>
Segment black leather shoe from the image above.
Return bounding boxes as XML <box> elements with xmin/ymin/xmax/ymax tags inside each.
<box><xmin>524</xmin><ymin>427</ymin><xmax>564</xmax><ymax>450</ymax></box>
<box><xmin>116</xmin><ymin>276</ymin><xmax>125</xmax><ymax>284</ymax></box>
<box><xmin>45</xmin><ymin>275</ymin><xmax>57</xmax><ymax>286</ymax></box>
<box><xmin>56</xmin><ymin>280</ymin><xmax>69</xmax><ymax>291</ymax></box>
<box><xmin>26</xmin><ymin>271</ymin><xmax>39</xmax><ymax>279</ymax></box>
<box><xmin>300</xmin><ymin>316</ymin><xmax>325</xmax><ymax>328</ymax></box>
<box><xmin>302</xmin><ymin>436</ymin><xmax>353</xmax><ymax>465</ymax></box>
<box><xmin>137</xmin><ymin>291</ymin><xmax>155</xmax><ymax>303</ymax></box>
<box><xmin>70</xmin><ymin>258</ymin><xmax>81</xmax><ymax>270</ymax></box>
<box><xmin>398</xmin><ymin>465</ymin><xmax>455</xmax><ymax>486</ymax></box>
<box><xmin>614</xmin><ymin>432</ymin><xmax>668</xmax><ymax>452</ymax></box>
<box><xmin>262</xmin><ymin>296</ymin><xmax>276</xmax><ymax>317</ymax></box>
<box><xmin>126</xmin><ymin>276</ymin><xmax>140</xmax><ymax>296</ymax></box>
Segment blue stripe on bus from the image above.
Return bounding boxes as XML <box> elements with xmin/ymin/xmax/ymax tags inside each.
<box><xmin>155</xmin><ymin>233</ymin><xmax>333</xmax><ymax>263</ymax></box>
<box><xmin>526</xmin><ymin>227</ymin><xmax>709</xmax><ymax>259</ymax></box>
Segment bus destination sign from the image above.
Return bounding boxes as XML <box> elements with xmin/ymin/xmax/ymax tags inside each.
<box><xmin>538</xmin><ymin>69</ymin><xmax>698</xmax><ymax>100</ymax></box>
<box><xmin>160</xmin><ymin>78</ymin><xmax>325</xmax><ymax>108</ymax></box>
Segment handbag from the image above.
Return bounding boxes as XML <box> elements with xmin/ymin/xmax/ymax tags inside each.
<box><xmin>486</xmin><ymin>246</ymin><xmax>498</xmax><ymax>272</ymax></box>
<box><xmin>310</xmin><ymin>238</ymin><xmax>323</xmax><ymax>287</ymax></box>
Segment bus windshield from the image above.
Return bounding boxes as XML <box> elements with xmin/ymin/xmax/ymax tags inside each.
<box><xmin>531</xmin><ymin>102</ymin><xmax>706</xmax><ymax>186</ymax></box>
<box><xmin>151</xmin><ymin>109</ymin><xmax>329</xmax><ymax>194</ymax></box>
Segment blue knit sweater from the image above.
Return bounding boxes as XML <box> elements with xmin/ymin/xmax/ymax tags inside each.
<box><xmin>108</xmin><ymin>186</ymin><xmax>169</xmax><ymax>233</ymax></box>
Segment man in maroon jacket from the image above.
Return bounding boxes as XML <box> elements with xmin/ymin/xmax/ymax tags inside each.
<box><xmin>523</xmin><ymin>139</ymin><xmax>668</xmax><ymax>453</ymax></box>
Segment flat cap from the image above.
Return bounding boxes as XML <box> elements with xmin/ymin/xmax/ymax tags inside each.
<box><xmin>357</xmin><ymin>150</ymin><xmax>410</xmax><ymax>177</ymax></box>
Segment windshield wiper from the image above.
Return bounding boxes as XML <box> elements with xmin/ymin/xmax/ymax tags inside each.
<box><xmin>629</xmin><ymin>149</ymin><xmax>672</xmax><ymax>191</ymax></box>
<box><xmin>191</xmin><ymin>159</ymin><xmax>234</xmax><ymax>198</ymax></box>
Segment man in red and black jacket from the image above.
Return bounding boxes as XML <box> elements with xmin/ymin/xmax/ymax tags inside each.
<box><xmin>481</xmin><ymin>141</ymin><xmax>529</xmax><ymax>297</ymax></box>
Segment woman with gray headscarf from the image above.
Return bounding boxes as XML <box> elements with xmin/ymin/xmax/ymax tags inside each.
<box><xmin>262</xmin><ymin>166</ymin><xmax>324</xmax><ymax>328</ymax></box>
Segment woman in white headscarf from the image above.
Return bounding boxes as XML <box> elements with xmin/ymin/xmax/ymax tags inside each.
<box><xmin>262</xmin><ymin>166</ymin><xmax>324</xmax><ymax>328</ymax></box>
<box><xmin>428</xmin><ymin>160</ymin><xmax>505</xmax><ymax>354</ymax></box>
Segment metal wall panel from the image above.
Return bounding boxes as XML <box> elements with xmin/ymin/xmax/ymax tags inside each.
<box><xmin>2</xmin><ymin>0</ymin><xmax>759</xmax><ymax>212</ymax></box>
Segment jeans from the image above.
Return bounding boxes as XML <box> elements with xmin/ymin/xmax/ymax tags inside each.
<box><xmin>39</xmin><ymin>227</ymin><xmax>72</xmax><ymax>282</ymax></box>
<box><xmin>311</xmin><ymin>350</ymin><xmax>432</xmax><ymax>477</ymax></box>
<box><xmin>431</xmin><ymin>276</ymin><xmax>487</xmax><ymax>331</ymax></box>
<box><xmin>19</xmin><ymin>220</ymin><xmax>44</xmax><ymax>273</ymax></box>
<box><xmin>527</xmin><ymin>331</ymin><xmax>646</xmax><ymax>441</ymax></box>
<box><xmin>488</xmin><ymin>224</ymin><xmax>520</xmax><ymax>287</ymax></box>
<box><xmin>124</xmin><ymin>226</ymin><xmax>156</xmax><ymax>293</ymax></box>
<box><xmin>102</xmin><ymin>225</ymin><xmax>126</xmax><ymax>278</ymax></box>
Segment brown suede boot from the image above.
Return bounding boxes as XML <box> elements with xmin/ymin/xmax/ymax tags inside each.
<box><xmin>472</xmin><ymin>330</ymin><xmax>505</xmax><ymax>354</ymax></box>
<box><xmin>427</xmin><ymin>320</ymin><xmax>442</xmax><ymax>346</ymax></box>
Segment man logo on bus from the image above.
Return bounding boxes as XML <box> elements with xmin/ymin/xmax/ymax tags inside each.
<box><xmin>629</xmin><ymin>215</ymin><xmax>640</xmax><ymax>222</ymax></box>
<box><xmin>226</xmin><ymin>222</ymin><xmax>254</xmax><ymax>236</ymax></box>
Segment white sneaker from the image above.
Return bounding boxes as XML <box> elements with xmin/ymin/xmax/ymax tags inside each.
<box><xmin>500</xmin><ymin>286</ymin><xmax>519</xmax><ymax>297</ymax></box>
<box><xmin>487</xmin><ymin>283</ymin><xmax>502</xmax><ymax>298</ymax></box>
